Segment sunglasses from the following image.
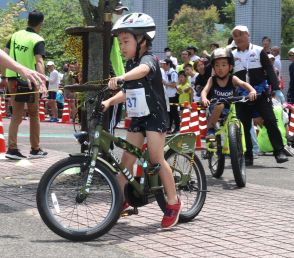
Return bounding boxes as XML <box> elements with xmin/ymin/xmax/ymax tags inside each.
<box><xmin>289</xmin><ymin>54</ymin><xmax>294</xmax><ymax>57</ymax></box>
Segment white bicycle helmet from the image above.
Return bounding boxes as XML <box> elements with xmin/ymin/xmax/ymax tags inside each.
<box><xmin>111</xmin><ymin>12</ymin><xmax>156</xmax><ymax>41</ymax></box>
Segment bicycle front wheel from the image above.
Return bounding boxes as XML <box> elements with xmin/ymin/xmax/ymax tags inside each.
<box><xmin>207</xmin><ymin>135</ymin><xmax>225</xmax><ymax>178</ymax></box>
<box><xmin>228</xmin><ymin>123</ymin><xmax>246</xmax><ymax>187</ymax></box>
<box><xmin>156</xmin><ymin>150</ymin><xmax>207</xmax><ymax>223</ymax></box>
<box><xmin>36</xmin><ymin>156</ymin><xmax>123</xmax><ymax>241</ymax></box>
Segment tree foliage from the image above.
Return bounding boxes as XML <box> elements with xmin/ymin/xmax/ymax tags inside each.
<box><xmin>24</xmin><ymin>0</ymin><xmax>84</xmax><ymax>67</ymax></box>
<box><xmin>221</xmin><ymin>0</ymin><xmax>235</xmax><ymax>28</ymax></box>
<box><xmin>168</xmin><ymin>5</ymin><xmax>230</xmax><ymax>59</ymax></box>
<box><xmin>168</xmin><ymin>0</ymin><xmax>231</xmax><ymax>24</ymax></box>
<box><xmin>281</xmin><ymin>0</ymin><xmax>294</xmax><ymax>46</ymax></box>
<box><xmin>0</xmin><ymin>0</ymin><xmax>27</xmax><ymax>48</ymax></box>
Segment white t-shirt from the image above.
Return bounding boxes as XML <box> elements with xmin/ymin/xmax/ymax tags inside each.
<box><xmin>165</xmin><ymin>68</ymin><xmax>178</xmax><ymax>98</ymax></box>
<box><xmin>160</xmin><ymin>68</ymin><xmax>170</xmax><ymax>112</ymax></box>
<box><xmin>48</xmin><ymin>69</ymin><xmax>60</xmax><ymax>91</ymax></box>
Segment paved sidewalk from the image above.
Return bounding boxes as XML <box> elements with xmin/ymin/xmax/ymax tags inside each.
<box><xmin>0</xmin><ymin>147</ymin><xmax>294</xmax><ymax>257</ymax></box>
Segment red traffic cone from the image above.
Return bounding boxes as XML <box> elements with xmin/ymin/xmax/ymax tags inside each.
<box><xmin>0</xmin><ymin>97</ymin><xmax>6</xmax><ymax>118</ymax></box>
<box><xmin>124</xmin><ymin>112</ymin><xmax>132</xmax><ymax>129</ymax></box>
<box><xmin>289</xmin><ymin>108</ymin><xmax>294</xmax><ymax>137</ymax></box>
<box><xmin>180</xmin><ymin>101</ymin><xmax>190</xmax><ymax>133</ymax></box>
<box><xmin>135</xmin><ymin>143</ymin><xmax>148</xmax><ymax>177</ymax></box>
<box><xmin>190</xmin><ymin>102</ymin><xmax>202</xmax><ymax>149</ymax></box>
<box><xmin>0</xmin><ymin>111</ymin><xmax>6</xmax><ymax>153</ymax></box>
<box><xmin>61</xmin><ymin>100</ymin><xmax>70</xmax><ymax>123</ymax></box>
<box><xmin>199</xmin><ymin>109</ymin><xmax>207</xmax><ymax>138</ymax></box>
<box><xmin>39</xmin><ymin>100</ymin><xmax>45</xmax><ymax>122</ymax></box>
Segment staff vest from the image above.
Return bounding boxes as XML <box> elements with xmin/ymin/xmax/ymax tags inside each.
<box><xmin>6</xmin><ymin>29</ymin><xmax>44</xmax><ymax>78</ymax></box>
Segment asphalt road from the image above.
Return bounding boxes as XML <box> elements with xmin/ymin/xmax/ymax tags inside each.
<box><xmin>1</xmin><ymin>118</ymin><xmax>294</xmax><ymax>258</ymax></box>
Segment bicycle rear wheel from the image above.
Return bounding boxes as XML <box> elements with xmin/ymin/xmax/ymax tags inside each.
<box><xmin>36</xmin><ymin>156</ymin><xmax>123</xmax><ymax>241</ymax></box>
<box><xmin>207</xmin><ymin>135</ymin><xmax>225</xmax><ymax>178</ymax></box>
<box><xmin>228</xmin><ymin>123</ymin><xmax>246</xmax><ymax>187</ymax></box>
<box><xmin>156</xmin><ymin>150</ymin><xmax>207</xmax><ymax>223</ymax></box>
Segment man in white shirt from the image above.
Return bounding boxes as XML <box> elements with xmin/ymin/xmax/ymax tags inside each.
<box><xmin>187</xmin><ymin>45</ymin><xmax>200</xmax><ymax>62</ymax></box>
<box><xmin>271</xmin><ymin>46</ymin><xmax>282</xmax><ymax>74</ymax></box>
<box><xmin>161</xmin><ymin>59</ymin><xmax>180</xmax><ymax>134</ymax></box>
<box><xmin>164</xmin><ymin>47</ymin><xmax>178</xmax><ymax>67</ymax></box>
<box><xmin>46</xmin><ymin>61</ymin><xmax>59</xmax><ymax>122</ymax></box>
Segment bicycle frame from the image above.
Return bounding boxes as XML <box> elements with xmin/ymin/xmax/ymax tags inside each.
<box><xmin>76</xmin><ymin>122</ymin><xmax>197</xmax><ymax>198</ymax></box>
<box><xmin>206</xmin><ymin>102</ymin><xmax>246</xmax><ymax>155</ymax></box>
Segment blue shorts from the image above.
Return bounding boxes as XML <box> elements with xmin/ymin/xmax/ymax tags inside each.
<box><xmin>48</xmin><ymin>92</ymin><xmax>57</xmax><ymax>100</ymax></box>
<box><xmin>209</xmin><ymin>103</ymin><xmax>229</xmax><ymax>118</ymax></box>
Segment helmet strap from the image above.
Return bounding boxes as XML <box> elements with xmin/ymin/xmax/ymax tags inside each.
<box><xmin>134</xmin><ymin>36</ymin><xmax>146</xmax><ymax>62</ymax></box>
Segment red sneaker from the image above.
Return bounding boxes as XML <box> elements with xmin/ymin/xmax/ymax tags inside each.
<box><xmin>161</xmin><ymin>198</ymin><xmax>182</xmax><ymax>229</ymax></box>
<box><xmin>122</xmin><ymin>201</ymin><xmax>129</xmax><ymax>211</ymax></box>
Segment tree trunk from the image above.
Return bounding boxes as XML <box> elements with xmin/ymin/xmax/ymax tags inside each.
<box><xmin>78</xmin><ymin>0</ymin><xmax>117</xmax><ymax>137</ymax></box>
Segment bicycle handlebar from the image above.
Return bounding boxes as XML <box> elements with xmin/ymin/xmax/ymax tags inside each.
<box><xmin>209</xmin><ymin>93</ymin><xmax>261</xmax><ymax>105</ymax></box>
<box><xmin>64</xmin><ymin>79</ymin><xmax>125</xmax><ymax>92</ymax></box>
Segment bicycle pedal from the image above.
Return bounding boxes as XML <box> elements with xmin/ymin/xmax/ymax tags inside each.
<box><xmin>120</xmin><ymin>208</ymin><xmax>139</xmax><ymax>217</ymax></box>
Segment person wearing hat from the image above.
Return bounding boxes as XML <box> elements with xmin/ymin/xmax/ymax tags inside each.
<box><xmin>231</xmin><ymin>25</ymin><xmax>288</xmax><ymax>165</ymax></box>
<box><xmin>161</xmin><ymin>58</ymin><xmax>180</xmax><ymax>134</ymax></box>
<box><xmin>187</xmin><ymin>45</ymin><xmax>200</xmax><ymax>62</ymax></box>
<box><xmin>103</xmin><ymin>12</ymin><xmax>182</xmax><ymax>229</ymax></box>
<box><xmin>46</xmin><ymin>61</ymin><xmax>60</xmax><ymax>122</ymax></box>
<box><xmin>164</xmin><ymin>47</ymin><xmax>178</xmax><ymax>67</ymax></box>
<box><xmin>287</xmin><ymin>48</ymin><xmax>294</xmax><ymax>104</ymax></box>
<box><xmin>1</xmin><ymin>10</ymin><xmax>48</xmax><ymax>160</ymax></box>
<box><xmin>271</xmin><ymin>46</ymin><xmax>282</xmax><ymax>74</ymax></box>
<box><xmin>268</xmin><ymin>54</ymin><xmax>279</xmax><ymax>78</ymax></box>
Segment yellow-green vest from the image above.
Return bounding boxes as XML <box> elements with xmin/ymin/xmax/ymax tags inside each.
<box><xmin>6</xmin><ymin>29</ymin><xmax>44</xmax><ymax>78</ymax></box>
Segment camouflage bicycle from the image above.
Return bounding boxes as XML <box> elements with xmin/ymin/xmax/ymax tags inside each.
<box><xmin>36</xmin><ymin>83</ymin><xmax>207</xmax><ymax>241</ymax></box>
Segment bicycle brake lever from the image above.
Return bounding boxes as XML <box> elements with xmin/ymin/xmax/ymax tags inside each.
<box><xmin>238</xmin><ymin>96</ymin><xmax>249</xmax><ymax>103</ymax></box>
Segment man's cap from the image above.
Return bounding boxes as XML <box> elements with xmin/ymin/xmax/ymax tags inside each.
<box><xmin>114</xmin><ymin>1</ymin><xmax>129</xmax><ymax>11</ymax></box>
<box><xmin>268</xmin><ymin>54</ymin><xmax>275</xmax><ymax>60</ymax></box>
<box><xmin>160</xmin><ymin>59</ymin><xmax>173</xmax><ymax>65</ymax></box>
<box><xmin>231</xmin><ymin>25</ymin><xmax>249</xmax><ymax>34</ymax></box>
<box><xmin>46</xmin><ymin>61</ymin><xmax>55</xmax><ymax>66</ymax></box>
<box><xmin>289</xmin><ymin>48</ymin><xmax>294</xmax><ymax>54</ymax></box>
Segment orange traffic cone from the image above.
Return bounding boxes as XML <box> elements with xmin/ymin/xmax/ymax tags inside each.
<box><xmin>124</xmin><ymin>112</ymin><xmax>132</xmax><ymax>129</ymax></box>
<box><xmin>135</xmin><ymin>143</ymin><xmax>148</xmax><ymax>177</ymax></box>
<box><xmin>180</xmin><ymin>101</ymin><xmax>190</xmax><ymax>133</ymax></box>
<box><xmin>0</xmin><ymin>97</ymin><xmax>6</xmax><ymax>118</ymax></box>
<box><xmin>0</xmin><ymin>111</ymin><xmax>6</xmax><ymax>153</ymax></box>
<box><xmin>289</xmin><ymin>108</ymin><xmax>294</xmax><ymax>137</ymax></box>
<box><xmin>39</xmin><ymin>99</ymin><xmax>45</xmax><ymax>122</ymax></box>
<box><xmin>61</xmin><ymin>99</ymin><xmax>70</xmax><ymax>123</ymax></box>
<box><xmin>199</xmin><ymin>109</ymin><xmax>207</xmax><ymax>138</ymax></box>
<box><xmin>190</xmin><ymin>102</ymin><xmax>202</xmax><ymax>149</ymax></box>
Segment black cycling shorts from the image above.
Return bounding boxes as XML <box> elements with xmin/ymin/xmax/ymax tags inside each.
<box><xmin>128</xmin><ymin>113</ymin><xmax>168</xmax><ymax>134</ymax></box>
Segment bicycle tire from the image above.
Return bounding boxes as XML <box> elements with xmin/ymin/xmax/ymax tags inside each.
<box><xmin>36</xmin><ymin>156</ymin><xmax>123</xmax><ymax>241</ymax></box>
<box><xmin>208</xmin><ymin>135</ymin><xmax>225</xmax><ymax>178</ymax></box>
<box><xmin>156</xmin><ymin>149</ymin><xmax>207</xmax><ymax>223</ymax></box>
<box><xmin>228</xmin><ymin>123</ymin><xmax>246</xmax><ymax>187</ymax></box>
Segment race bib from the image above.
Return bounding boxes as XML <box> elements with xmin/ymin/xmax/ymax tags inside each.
<box><xmin>125</xmin><ymin>88</ymin><xmax>150</xmax><ymax>117</ymax></box>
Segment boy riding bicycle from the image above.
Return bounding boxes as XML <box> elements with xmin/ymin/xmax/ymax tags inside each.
<box><xmin>102</xmin><ymin>13</ymin><xmax>181</xmax><ymax>229</ymax></box>
<box><xmin>201</xmin><ymin>48</ymin><xmax>257</xmax><ymax>138</ymax></box>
